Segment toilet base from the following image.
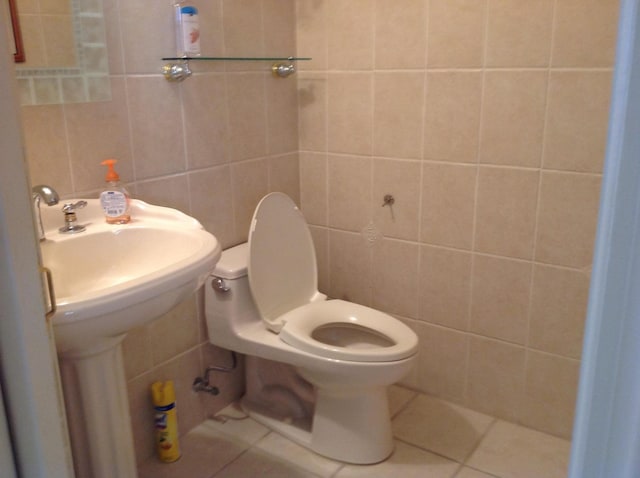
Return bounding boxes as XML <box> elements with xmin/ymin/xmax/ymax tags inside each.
<box><xmin>242</xmin><ymin>386</ymin><xmax>393</xmax><ymax>464</ymax></box>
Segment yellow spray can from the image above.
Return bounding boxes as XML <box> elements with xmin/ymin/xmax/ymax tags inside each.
<box><xmin>151</xmin><ymin>380</ymin><xmax>181</xmax><ymax>462</ymax></box>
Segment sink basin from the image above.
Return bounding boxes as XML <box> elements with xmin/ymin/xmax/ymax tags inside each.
<box><xmin>40</xmin><ymin>199</ymin><xmax>221</xmax><ymax>354</ymax></box>
<box><xmin>38</xmin><ymin>198</ymin><xmax>220</xmax><ymax>478</ymax></box>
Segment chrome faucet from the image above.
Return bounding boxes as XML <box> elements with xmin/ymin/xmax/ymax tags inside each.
<box><xmin>32</xmin><ymin>184</ymin><xmax>59</xmax><ymax>241</ymax></box>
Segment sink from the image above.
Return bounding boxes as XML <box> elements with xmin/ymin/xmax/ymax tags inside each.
<box><xmin>38</xmin><ymin>199</ymin><xmax>220</xmax><ymax>478</ymax></box>
<box><xmin>40</xmin><ymin>199</ymin><xmax>220</xmax><ymax>354</ymax></box>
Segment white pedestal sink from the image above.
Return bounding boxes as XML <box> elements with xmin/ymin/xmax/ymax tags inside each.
<box><xmin>39</xmin><ymin>200</ymin><xmax>221</xmax><ymax>478</ymax></box>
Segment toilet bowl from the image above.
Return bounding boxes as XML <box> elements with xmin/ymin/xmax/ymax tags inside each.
<box><xmin>204</xmin><ymin>192</ymin><xmax>418</xmax><ymax>464</ymax></box>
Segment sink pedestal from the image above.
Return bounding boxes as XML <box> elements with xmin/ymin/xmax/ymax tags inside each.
<box><xmin>58</xmin><ymin>336</ymin><xmax>137</xmax><ymax>478</ymax></box>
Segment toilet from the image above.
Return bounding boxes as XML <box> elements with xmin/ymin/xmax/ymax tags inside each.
<box><xmin>204</xmin><ymin>192</ymin><xmax>418</xmax><ymax>464</ymax></box>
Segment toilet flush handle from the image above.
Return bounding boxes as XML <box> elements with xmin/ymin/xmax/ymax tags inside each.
<box><xmin>211</xmin><ymin>277</ymin><xmax>230</xmax><ymax>293</ymax></box>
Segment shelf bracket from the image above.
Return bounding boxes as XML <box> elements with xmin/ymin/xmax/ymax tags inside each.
<box><xmin>162</xmin><ymin>60</ymin><xmax>192</xmax><ymax>82</ymax></box>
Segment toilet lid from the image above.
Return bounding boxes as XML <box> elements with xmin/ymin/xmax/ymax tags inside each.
<box><xmin>248</xmin><ymin>192</ymin><xmax>322</xmax><ymax>332</ymax></box>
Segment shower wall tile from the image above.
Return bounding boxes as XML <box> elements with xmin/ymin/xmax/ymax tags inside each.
<box><xmin>182</xmin><ymin>74</ymin><xmax>229</xmax><ymax>170</ymax></box>
<box><xmin>327</xmin><ymin>154</ymin><xmax>372</xmax><ymax>231</ymax></box>
<box><xmin>65</xmin><ymin>78</ymin><xmax>132</xmax><ymax>191</ymax></box>
<box><xmin>427</xmin><ymin>0</ymin><xmax>487</xmax><ymax>68</ymax></box>
<box><xmin>543</xmin><ymin>71</ymin><xmax>613</xmax><ymax>173</ymax></box>
<box><xmin>327</xmin><ymin>73</ymin><xmax>373</xmax><ymax>155</ymax></box>
<box><xmin>420</xmin><ymin>162</ymin><xmax>476</xmax><ymax>250</ymax></box>
<box><xmin>470</xmin><ymin>255</ymin><xmax>532</xmax><ymax>345</ymax></box>
<box><xmin>327</xmin><ymin>0</ymin><xmax>374</xmax><ymax>70</ymax></box>
<box><xmin>479</xmin><ymin>71</ymin><xmax>547</xmax><ymax>167</ymax></box>
<box><xmin>474</xmin><ymin>166</ymin><xmax>539</xmax><ymax>260</ymax></box>
<box><xmin>373</xmin><ymin>72</ymin><xmax>425</xmax><ymax>159</ymax></box>
<box><xmin>485</xmin><ymin>0</ymin><xmax>554</xmax><ymax>67</ymax></box>
<box><xmin>374</xmin><ymin>0</ymin><xmax>427</xmax><ymax>69</ymax></box>
<box><xmin>419</xmin><ymin>245</ymin><xmax>472</xmax><ymax>331</ymax></box>
<box><xmin>299</xmin><ymin>152</ymin><xmax>328</xmax><ymax>226</ymax></box>
<box><xmin>535</xmin><ymin>171</ymin><xmax>602</xmax><ymax>269</ymax></box>
<box><xmin>529</xmin><ymin>264</ymin><xmax>590</xmax><ymax>359</ymax></box>
<box><xmin>297</xmin><ymin>73</ymin><xmax>328</xmax><ymax>152</ymax></box>
<box><xmin>552</xmin><ymin>0</ymin><xmax>620</xmax><ymax>67</ymax></box>
<box><xmin>467</xmin><ymin>336</ymin><xmax>525</xmax><ymax>422</ymax></box>
<box><xmin>372</xmin><ymin>158</ymin><xmax>421</xmax><ymax>241</ymax></box>
<box><xmin>522</xmin><ymin>351</ymin><xmax>580</xmax><ymax>438</ymax></box>
<box><xmin>423</xmin><ymin>71</ymin><xmax>482</xmax><ymax>163</ymax></box>
<box><xmin>372</xmin><ymin>238</ymin><xmax>420</xmax><ymax>319</ymax></box>
<box><xmin>127</xmin><ymin>77</ymin><xmax>185</xmax><ymax>179</ymax></box>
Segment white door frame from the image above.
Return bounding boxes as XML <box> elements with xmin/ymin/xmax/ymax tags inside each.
<box><xmin>0</xmin><ymin>6</ymin><xmax>75</xmax><ymax>478</ymax></box>
<box><xmin>568</xmin><ymin>0</ymin><xmax>640</xmax><ymax>476</ymax></box>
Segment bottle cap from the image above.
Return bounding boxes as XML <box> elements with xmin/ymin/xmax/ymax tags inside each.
<box><xmin>151</xmin><ymin>381</ymin><xmax>176</xmax><ymax>407</ymax></box>
<box><xmin>101</xmin><ymin>159</ymin><xmax>120</xmax><ymax>182</ymax></box>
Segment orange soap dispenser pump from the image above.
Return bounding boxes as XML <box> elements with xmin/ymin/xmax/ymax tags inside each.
<box><xmin>99</xmin><ymin>159</ymin><xmax>131</xmax><ymax>224</ymax></box>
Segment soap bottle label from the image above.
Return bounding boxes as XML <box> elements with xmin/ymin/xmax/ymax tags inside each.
<box><xmin>180</xmin><ymin>6</ymin><xmax>200</xmax><ymax>56</ymax></box>
<box><xmin>100</xmin><ymin>190</ymin><xmax>128</xmax><ymax>217</ymax></box>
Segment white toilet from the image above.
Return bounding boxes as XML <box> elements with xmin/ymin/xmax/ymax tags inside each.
<box><xmin>204</xmin><ymin>192</ymin><xmax>418</xmax><ymax>464</ymax></box>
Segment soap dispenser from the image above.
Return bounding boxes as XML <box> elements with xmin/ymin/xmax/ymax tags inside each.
<box><xmin>99</xmin><ymin>159</ymin><xmax>131</xmax><ymax>224</ymax></box>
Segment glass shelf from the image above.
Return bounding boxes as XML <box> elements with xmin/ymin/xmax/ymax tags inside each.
<box><xmin>162</xmin><ymin>56</ymin><xmax>311</xmax><ymax>61</ymax></box>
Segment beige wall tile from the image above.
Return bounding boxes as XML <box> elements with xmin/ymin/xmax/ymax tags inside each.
<box><xmin>19</xmin><ymin>15</ymin><xmax>47</xmax><ymax>68</ymax></box>
<box><xmin>327</xmin><ymin>154</ymin><xmax>372</xmax><ymax>231</ymax></box>
<box><xmin>329</xmin><ymin>229</ymin><xmax>372</xmax><ymax>306</ymax></box>
<box><xmin>327</xmin><ymin>73</ymin><xmax>373</xmax><ymax>155</ymax></box>
<box><xmin>373</xmin><ymin>158</ymin><xmax>421</xmax><ymax>241</ymax></box>
<box><xmin>135</xmin><ymin>174</ymin><xmax>191</xmax><ymax>215</ymax></box>
<box><xmin>127</xmin><ymin>77</ymin><xmax>185</xmax><ymax>179</ymax></box>
<box><xmin>182</xmin><ymin>74</ymin><xmax>228</xmax><ymax>169</ymax></box>
<box><xmin>268</xmin><ymin>153</ymin><xmax>300</xmax><ymax>204</ymax></box>
<box><xmin>226</xmin><ymin>73</ymin><xmax>268</xmax><ymax>161</ymax></box>
<box><xmin>419</xmin><ymin>245</ymin><xmax>472</xmax><ymax>331</ymax></box>
<box><xmin>485</xmin><ymin>0</ymin><xmax>554</xmax><ymax>67</ymax></box>
<box><xmin>375</xmin><ymin>0</ymin><xmax>427</xmax><ymax>69</ymax></box>
<box><xmin>480</xmin><ymin>71</ymin><xmax>547</xmax><ymax>167</ymax></box>
<box><xmin>65</xmin><ymin>78</ymin><xmax>132</xmax><ymax>191</ymax></box>
<box><xmin>421</xmin><ymin>162</ymin><xmax>476</xmax><ymax>250</ymax></box>
<box><xmin>412</xmin><ymin>321</ymin><xmax>469</xmax><ymax>402</ymax></box>
<box><xmin>543</xmin><ymin>71</ymin><xmax>613</xmax><ymax>173</ymax></box>
<box><xmin>535</xmin><ymin>171</ymin><xmax>602</xmax><ymax>268</ymax></box>
<box><xmin>373</xmin><ymin>72</ymin><xmax>425</xmax><ymax>159</ymax></box>
<box><xmin>119</xmin><ymin>0</ymin><xmax>173</xmax><ymax>74</ymax></box>
<box><xmin>552</xmin><ymin>0</ymin><xmax>620</xmax><ymax>67</ymax></box>
<box><xmin>297</xmin><ymin>73</ymin><xmax>327</xmax><ymax>152</ymax></box>
<box><xmin>149</xmin><ymin>295</ymin><xmax>199</xmax><ymax>365</ymax></box>
<box><xmin>223</xmin><ymin>0</ymin><xmax>264</xmax><ymax>59</ymax></box>
<box><xmin>475</xmin><ymin>166</ymin><xmax>539</xmax><ymax>259</ymax></box>
<box><xmin>300</xmin><ymin>152</ymin><xmax>328</xmax><ymax>226</ymax></box>
<box><xmin>327</xmin><ymin>0</ymin><xmax>374</xmax><ymax>70</ymax></box>
<box><xmin>427</xmin><ymin>0</ymin><xmax>487</xmax><ymax>68</ymax></box>
<box><xmin>263</xmin><ymin>0</ymin><xmax>296</xmax><ymax>57</ymax></box>
<box><xmin>372</xmin><ymin>238</ymin><xmax>420</xmax><ymax>318</ymax></box>
<box><xmin>122</xmin><ymin>325</ymin><xmax>152</xmax><ymax>380</ymax></box>
<box><xmin>231</xmin><ymin>159</ymin><xmax>269</xmax><ymax>243</ymax></box>
<box><xmin>424</xmin><ymin>71</ymin><xmax>482</xmax><ymax>163</ymax></box>
<box><xmin>521</xmin><ymin>351</ymin><xmax>580</xmax><ymax>439</ymax></box>
<box><xmin>296</xmin><ymin>0</ymin><xmax>328</xmax><ymax>70</ymax></box>
<box><xmin>189</xmin><ymin>166</ymin><xmax>236</xmax><ymax>248</ymax></box>
<box><xmin>467</xmin><ymin>336</ymin><xmax>525</xmax><ymax>421</ymax></box>
<box><xmin>529</xmin><ymin>264</ymin><xmax>590</xmax><ymax>359</ymax></box>
<box><xmin>266</xmin><ymin>77</ymin><xmax>299</xmax><ymax>155</ymax></box>
<box><xmin>309</xmin><ymin>225</ymin><xmax>329</xmax><ymax>295</ymax></box>
<box><xmin>470</xmin><ymin>255</ymin><xmax>532</xmax><ymax>345</ymax></box>
<box><xmin>22</xmin><ymin>105</ymin><xmax>73</xmax><ymax>194</ymax></box>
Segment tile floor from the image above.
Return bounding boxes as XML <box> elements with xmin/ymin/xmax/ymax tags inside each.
<box><xmin>138</xmin><ymin>386</ymin><xmax>571</xmax><ymax>478</ymax></box>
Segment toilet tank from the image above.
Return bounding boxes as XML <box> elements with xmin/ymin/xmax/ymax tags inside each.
<box><xmin>204</xmin><ymin>243</ymin><xmax>262</xmax><ymax>347</ymax></box>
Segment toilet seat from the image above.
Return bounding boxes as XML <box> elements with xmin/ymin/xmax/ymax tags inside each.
<box><xmin>248</xmin><ymin>193</ymin><xmax>418</xmax><ymax>363</ymax></box>
<box><xmin>278</xmin><ymin>300</ymin><xmax>418</xmax><ymax>362</ymax></box>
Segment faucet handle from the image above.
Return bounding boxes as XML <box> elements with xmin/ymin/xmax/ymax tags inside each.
<box><xmin>62</xmin><ymin>201</ymin><xmax>87</xmax><ymax>213</ymax></box>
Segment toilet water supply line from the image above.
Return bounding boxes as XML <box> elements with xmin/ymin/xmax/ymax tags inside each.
<box><xmin>192</xmin><ymin>350</ymin><xmax>238</xmax><ymax>395</ymax></box>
